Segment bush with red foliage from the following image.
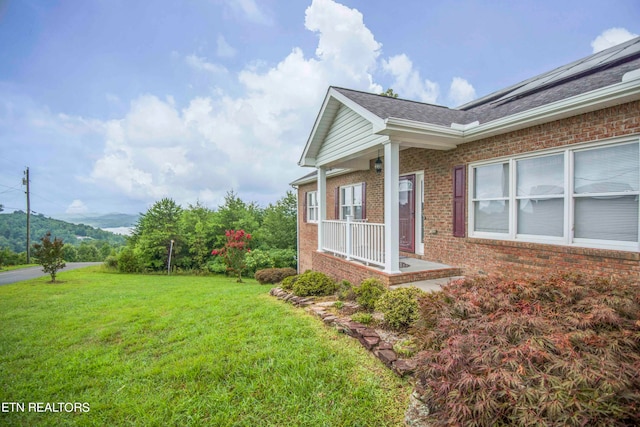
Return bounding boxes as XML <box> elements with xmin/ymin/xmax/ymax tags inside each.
<box><xmin>412</xmin><ymin>274</ymin><xmax>640</xmax><ymax>426</ymax></box>
<box><xmin>254</xmin><ymin>268</ymin><xmax>297</xmax><ymax>285</ymax></box>
<box><xmin>211</xmin><ymin>229</ymin><xmax>251</xmax><ymax>282</ymax></box>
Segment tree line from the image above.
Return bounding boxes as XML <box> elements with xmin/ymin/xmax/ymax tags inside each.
<box><xmin>0</xmin><ymin>211</ymin><xmax>126</xmax><ymax>266</ymax></box>
<box><xmin>112</xmin><ymin>190</ymin><xmax>297</xmax><ymax>274</ymax></box>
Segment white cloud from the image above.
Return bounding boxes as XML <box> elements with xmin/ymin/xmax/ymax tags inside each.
<box><xmin>185</xmin><ymin>54</ymin><xmax>228</xmax><ymax>74</ymax></box>
<box><xmin>88</xmin><ymin>0</ymin><xmax>390</xmax><ymax>208</ymax></box>
<box><xmin>224</xmin><ymin>0</ymin><xmax>272</xmax><ymax>25</ymax></box>
<box><xmin>89</xmin><ymin>0</ymin><xmax>481</xmax><ymax>209</ymax></box>
<box><xmin>66</xmin><ymin>199</ymin><xmax>88</xmax><ymax>214</ymax></box>
<box><xmin>448</xmin><ymin>77</ymin><xmax>476</xmax><ymax>106</ymax></box>
<box><xmin>381</xmin><ymin>54</ymin><xmax>439</xmax><ymax>103</ymax></box>
<box><xmin>591</xmin><ymin>27</ymin><xmax>638</xmax><ymax>53</ymax></box>
<box><xmin>305</xmin><ymin>0</ymin><xmax>382</xmax><ymax>92</ymax></box>
<box><xmin>217</xmin><ymin>35</ymin><xmax>237</xmax><ymax>58</ymax></box>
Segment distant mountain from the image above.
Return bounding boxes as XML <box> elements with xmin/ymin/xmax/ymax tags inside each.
<box><xmin>54</xmin><ymin>213</ymin><xmax>139</xmax><ymax>228</ymax></box>
<box><xmin>0</xmin><ymin>212</ymin><xmax>127</xmax><ymax>253</ymax></box>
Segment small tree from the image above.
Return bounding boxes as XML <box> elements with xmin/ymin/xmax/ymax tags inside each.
<box><xmin>211</xmin><ymin>230</ymin><xmax>251</xmax><ymax>282</ymax></box>
<box><xmin>32</xmin><ymin>232</ymin><xmax>66</xmax><ymax>283</ymax></box>
<box><xmin>380</xmin><ymin>88</ymin><xmax>399</xmax><ymax>98</ymax></box>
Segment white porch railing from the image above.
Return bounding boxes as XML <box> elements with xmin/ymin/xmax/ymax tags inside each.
<box><xmin>322</xmin><ymin>217</ymin><xmax>385</xmax><ymax>267</ymax></box>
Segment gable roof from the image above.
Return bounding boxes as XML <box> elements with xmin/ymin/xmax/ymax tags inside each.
<box><xmin>297</xmin><ymin>37</ymin><xmax>640</xmax><ymax>171</ymax></box>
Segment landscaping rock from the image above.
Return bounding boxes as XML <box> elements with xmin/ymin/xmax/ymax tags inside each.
<box><xmin>359</xmin><ymin>328</ymin><xmax>379</xmax><ymax>338</ymax></box>
<box><xmin>376</xmin><ymin>349</ymin><xmax>397</xmax><ymax>365</ymax></box>
<box><xmin>377</xmin><ymin>341</ymin><xmax>393</xmax><ymax>350</ymax></box>
<box><xmin>359</xmin><ymin>335</ymin><xmax>380</xmax><ymax>350</ymax></box>
<box><xmin>393</xmin><ymin>359</ymin><xmax>417</xmax><ymax>376</ymax></box>
<box><xmin>322</xmin><ymin>315</ymin><xmax>337</xmax><ymax>325</ymax></box>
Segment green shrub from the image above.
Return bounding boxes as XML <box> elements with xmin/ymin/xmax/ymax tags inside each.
<box><xmin>104</xmin><ymin>255</ymin><xmax>118</xmax><ymax>270</ymax></box>
<box><xmin>376</xmin><ymin>286</ymin><xmax>423</xmax><ymax>330</ymax></box>
<box><xmin>245</xmin><ymin>249</ymin><xmax>274</xmax><ymax>273</ymax></box>
<box><xmin>413</xmin><ymin>274</ymin><xmax>640</xmax><ymax>426</ymax></box>
<box><xmin>280</xmin><ymin>274</ymin><xmax>298</xmax><ymax>291</ymax></box>
<box><xmin>351</xmin><ymin>312</ymin><xmax>373</xmax><ymax>325</ymax></box>
<box><xmin>292</xmin><ymin>271</ymin><xmax>337</xmax><ymax>297</ymax></box>
<box><xmin>207</xmin><ymin>256</ymin><xmax>227</xmax><ymax>274</ymax></box>
<box><xmin>337</xmin><ymin>280</ymin><xmax>356</xmax><ymax>301</ymax></box>
<box><xmin>334</xmin><ymin>301</ymin><xmax>344</xmax><ymax>309</ymax></box>
<box><xmin>254</xmin><ymin>268</ymin><xmax>297</xmax><ymax>285</ymax></box>
<box><xmin>116</xmin><ymin>247</ymin><xmax>141</xmax><ymax>273</ymax></box>
<box><xmin>269</xmin><ymin>248</ymin><xmax>297</xmax><ymax>269</ymax></box>
<box><xmin>244</xmin><ymin>249</ymin><xmax>297</xmax><ymax>274</ymax></box>
<box><xmin>354</xmin><ymin>278</ymin><xmax>386</xmax><ymax>311</ymax></box>
<box><xmin>393</xmin><ymin>338</ymin><xmax>418</xmax><ymax>358</ymax></box>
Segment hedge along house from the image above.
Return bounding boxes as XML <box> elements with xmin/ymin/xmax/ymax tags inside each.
<box><xmin>292</xmin><ymin>37</ymin><xmax>640</xmax><ymax>286</ymax></box>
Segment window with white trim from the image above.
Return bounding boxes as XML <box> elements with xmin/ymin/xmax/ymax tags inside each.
<box><xmin>307</xmin><ymin>191</ymin><xmax>318</xmax><ymax>223</ymax></box>
<box><xmin>470</xmin><ymin>140</ymin><xmax>639</xmax><ymax>250</ymax></box>
<box><xmin>340</xmin><ymin>183</ymin><xmax>364</xmax><ymax>220</ymax></box>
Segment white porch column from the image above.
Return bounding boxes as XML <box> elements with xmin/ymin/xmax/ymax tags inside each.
<box><xmin>383</xmin><ymin>141</ymin><xmax>401</xmax><ymax>273</ymax></box>
<box><xmin>317</xmin><ymin>166</ymin><xmax>327</xmax><ymax>252</ymax></box>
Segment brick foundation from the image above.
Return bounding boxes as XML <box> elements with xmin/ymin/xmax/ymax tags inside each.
<box><xmin>311</xmin><ymin>251</ymin><xmax>462</xmax><ymax>286</ymax></box>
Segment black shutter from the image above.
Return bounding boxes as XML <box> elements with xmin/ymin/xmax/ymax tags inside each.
<box><xmin>453</xmin><ymin>165</ymin><xmax>466</xmax><ymax>237</ymax></box>
<box><xmin>334</xmin><ymin>187</ymin><xmax>340</xmax><ymax>219</ymax></box>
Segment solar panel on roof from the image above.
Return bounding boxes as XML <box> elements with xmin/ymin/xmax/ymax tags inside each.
<box><xmin>491</xmin><ymin>38</ymin><xmax>640</xmax><ymax>103</ymax></box>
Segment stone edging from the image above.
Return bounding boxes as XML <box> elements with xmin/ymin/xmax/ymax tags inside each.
<box><xmin>269</xmin><ymin>287</ymin><xmax>417</xmax><ymax>377</ymax></box>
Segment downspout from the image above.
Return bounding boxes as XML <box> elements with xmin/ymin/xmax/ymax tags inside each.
<box><xmin>292</xmin><ymin>184</ymin><xmax>300</xmax><ymax>274</ymax></box>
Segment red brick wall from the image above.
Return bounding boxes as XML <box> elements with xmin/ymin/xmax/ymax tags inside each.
<box><xmin>297</xmin><ymin>101</ymin><xmax>640</xmax><ymax>280</ymax></box>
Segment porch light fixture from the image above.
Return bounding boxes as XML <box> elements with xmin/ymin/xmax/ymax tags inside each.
<box><xmin>374</xmin><ymin>150</ymin><xmax>383</xmax><ymax>174</ymax></box>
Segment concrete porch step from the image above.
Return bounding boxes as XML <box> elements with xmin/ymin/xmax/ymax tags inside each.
<box><xmin>390</xmin><ymin>275</ymin><xmax>465</xmax><ymax>293</ymax></box>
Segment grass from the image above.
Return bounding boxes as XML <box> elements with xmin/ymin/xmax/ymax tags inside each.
<box><xmin>0</xmin><ymin>267</ymin><xmax>410</xmax><ymax>426</ymax></box>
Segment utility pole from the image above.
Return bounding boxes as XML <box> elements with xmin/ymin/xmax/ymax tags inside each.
<box><xmin>23</xmin><ymin>167</ymin><xmax>30</xmax><ymax>263</ymax></box>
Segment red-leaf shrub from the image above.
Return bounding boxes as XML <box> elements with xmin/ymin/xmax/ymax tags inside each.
<box><xmin>254</xmin><ymin>268</ymin><xmax>297</xmax><ymax>285</ymax></box>
<box><xmin>412</xmin><ymin>274</ymin><xmax>640</xmax><ymax>426</ymax></box>
<box><xmin>211</xmin><ymin>229</ymin><xmax>251</xmax><ymax>282</ymax></box>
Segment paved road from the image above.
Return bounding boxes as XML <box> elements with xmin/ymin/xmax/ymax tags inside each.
<box><xmin>0</xmin><ymin>262</ymin><xmax>102</xmax><ymax>285</ymax></box>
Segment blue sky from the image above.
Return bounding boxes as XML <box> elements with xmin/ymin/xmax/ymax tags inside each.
<box><xmin>0</xmin><ymin>0</ymin><xmax>638</xmax><ymax>218</ymax></box>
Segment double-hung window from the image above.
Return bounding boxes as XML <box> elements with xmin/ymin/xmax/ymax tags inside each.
<box><xmin>340</xmin><ymin>183</ymin><xmax>364</xmax><ymax>220</ymax></box>
<box><xmin>473</xmin><ymin>163</ymin><xmax>509</xmax><ymax>233</ymax></box>
<box><xmin>470</xmin><ymin>139</ymin><xmax>639</xmax><ymax>250</ymax></box>
<box><xmin>573</xmin><ymin>143</ymin><xmax>639</xmax><ymax>243</ymax></box>
<box><xmin>516</xmin><ymin>154</ymin><xmax>565</xmax><ymax>237</ymax></box>
<box><xmin>306</xmin><ymin>191</ymin><xmax>318</xmax><ymax>223</ymax></box>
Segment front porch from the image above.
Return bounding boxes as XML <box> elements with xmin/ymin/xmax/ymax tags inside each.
<box><xmin>312</xmin><ymin>250</ymin><xmax>462</xmax><ymax>287</ymax></box>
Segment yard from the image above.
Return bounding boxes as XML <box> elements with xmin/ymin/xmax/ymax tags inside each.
<box><xmin>0</xmin><ymin>267</ymin><xmax>411</xmax><ymax>426</ymax></box>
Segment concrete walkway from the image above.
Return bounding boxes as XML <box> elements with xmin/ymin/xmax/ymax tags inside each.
<box><xmin>390</xmin><ymin>276</ymin><xmax>464</xmax><ymax>293</ymax></box>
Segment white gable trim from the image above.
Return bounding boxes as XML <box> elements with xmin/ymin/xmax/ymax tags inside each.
<box><xmin>298</xmin><ymin>88</ymin><xmax>385</xmax><ymax>167</ymax></box>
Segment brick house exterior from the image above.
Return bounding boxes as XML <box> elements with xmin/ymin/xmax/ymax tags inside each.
<box><xmin>293</xmin><ymin>38</ymin><xmax>640</xmax><ymax>284</ymax></box>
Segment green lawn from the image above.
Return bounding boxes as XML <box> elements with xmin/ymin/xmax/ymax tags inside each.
<box><xmin>0</xmin><ymin>267</ymin><xmax>410</xmax><ymax>426</ymax></box>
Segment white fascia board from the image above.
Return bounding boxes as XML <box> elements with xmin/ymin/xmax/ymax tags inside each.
<box><xmin>289</xmin><ymin>168</ymin><xmax>353</xmax><ymax>186</ymax></box>
<box><xmin>329</xmin><ymin>88</ymin><xmax>387</xmax><ymax>128</ymax></box>
<box><xmin>382</xmin><ymin>117</ymin><xmax>463</xmax><ymax>147</ymax></box>
<box><xmin>463</xmin><ymin>79</ymin><xmax>640</xmax><ymax>142</ymax></box>
<box><xmin>298</xmin><ymin>89</ymin><xmax>335</xmax><ymax>167</ymax></box>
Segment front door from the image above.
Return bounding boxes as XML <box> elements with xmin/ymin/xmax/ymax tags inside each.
<box><xmin>399</xmin><ymin>174</ymin><xmax>415</xmax><ymax>252</ymax></box>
